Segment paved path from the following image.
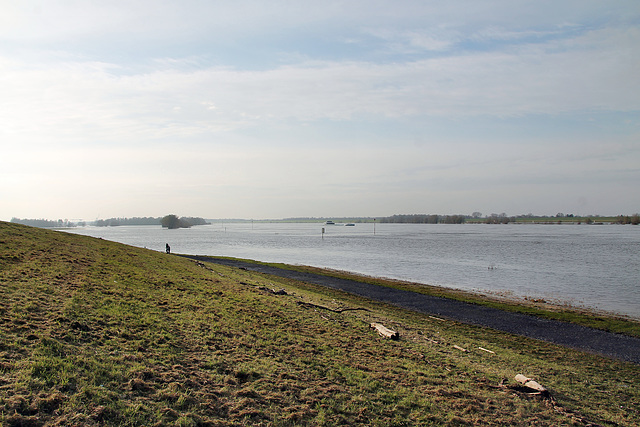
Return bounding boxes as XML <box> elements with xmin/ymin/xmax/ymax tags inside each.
<box><xmin>180</xmin><ymin>255</ymin><xmax>640</xmax><ymax>364</ymax></box>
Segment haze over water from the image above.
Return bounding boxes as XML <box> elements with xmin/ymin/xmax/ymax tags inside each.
<box><xmin>64</xmin><ymin>223</ymin><xmax>640</xmax><ymax>319</ymax></box>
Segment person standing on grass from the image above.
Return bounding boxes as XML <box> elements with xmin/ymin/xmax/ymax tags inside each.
<box><xmin>166</xmin><ymin>243</ymin><xmax>170</xmax><ymax>254</ymax></box>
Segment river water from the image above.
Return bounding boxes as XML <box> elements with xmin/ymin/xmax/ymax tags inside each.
<box><xmin>63</xmin><ymin>222</ymin><xmax>640</xmax><ymax>319</ymax></box>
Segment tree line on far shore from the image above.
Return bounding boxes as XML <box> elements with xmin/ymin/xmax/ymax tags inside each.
<box><xmin>10</xmin><ymin>216</ymin><xmax>209</xmax><ymax>229</ymax></box>
<box><xmin>614</xmin><ymin>214</ymin><xmax>640</xmax><ymax>225</ymax></box>
<box><xmin>379</xmin><ymin>213</ymin><xmax>640</xmax><ymax>225</ymax></box>
<box><xmin>9</xmin><ymin>213</ymin><xmax>639</xmax><ymax>229</ymax></box>
<box><xmin>9</xmin><ymin>218</ymin><xmax>86</xmax><ymax>228</ymax></box>
<box><xmin>380</xmin><ymin>214</ymin><xmax>466</xmax><ymax>224</ymax></box>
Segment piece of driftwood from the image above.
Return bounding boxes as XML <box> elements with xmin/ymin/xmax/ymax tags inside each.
<box><xmin>453</xmin><ymin>345</ymin><xmax>467</xmax><ymax>352</ymax></box>
<box><xmin>370</xmin><ymin>323</ymin><xmax>399</xmax><ymax>340</ymax></box>
<box><xmin>515</xmin><ymin>374</ymin><xmax>547</xmax><ymax>393</ymax></box>
<box><xmin>478</xmin><ymin>347</ymin><xmax>495</xmax><ymax>354</ymax></box>
<box><xmin>296</xmin><ymin>301</ymin><xmax>370</xmax><ymax>313</ymax></box>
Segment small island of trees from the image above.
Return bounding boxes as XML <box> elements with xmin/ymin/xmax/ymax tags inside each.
<box><xmin>160</xmin><ymin>215</ymin><xmax>209</xmax><ymax>229</ymax></box>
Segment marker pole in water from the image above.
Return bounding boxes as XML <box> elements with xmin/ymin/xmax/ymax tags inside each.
<box><xmin>322</xmin><ymin>227</ymin><xmax>325</xmax><ymax>239</ymax></box>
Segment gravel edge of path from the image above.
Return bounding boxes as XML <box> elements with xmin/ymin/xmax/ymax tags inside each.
<box><xmin>179</xmin><ymin>254</ymin><xmax>640</xmax><ymax>364</ymax></box>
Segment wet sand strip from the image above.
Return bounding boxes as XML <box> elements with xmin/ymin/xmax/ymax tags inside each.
<box><xmin>180</xmin><ymin>255</ymin><xmax>640</xmax><ymax>364</ymax></box>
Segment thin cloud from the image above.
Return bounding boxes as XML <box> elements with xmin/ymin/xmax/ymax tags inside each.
<box><xmin>3</xmin><ymin>24</ymin><xmax>637</xmax><ymax>146</ymax></box>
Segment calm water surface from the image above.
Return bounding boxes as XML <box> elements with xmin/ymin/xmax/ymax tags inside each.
<box><xmin>64</xmin><ymin>223</ymin><xmax>640</xmax><ymax>319</ymax></box>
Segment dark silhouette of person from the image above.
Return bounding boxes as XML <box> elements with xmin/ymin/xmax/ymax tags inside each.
<box><xmin>166</xmin><ymin>243</ymin><xmax>170</xmax><ymax>254</ymax></box>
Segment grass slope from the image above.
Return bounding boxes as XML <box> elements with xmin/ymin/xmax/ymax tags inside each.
<box><xmin>1</xmin><ymin>221</ymin><xmax>638</xmax><ymax>426</ymax></box>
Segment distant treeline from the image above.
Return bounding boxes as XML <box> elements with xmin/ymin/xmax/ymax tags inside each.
<box><xmin>380</xmin><ymin>213</ymin><xmax>640</xmax><ymax>225</ymax></box>
<box><xmin>10</xmin><ymin>218</ymin><xmax>85</xmax><ymax>228</ymax></box>
<box><xmin>97</xmin><ymin>216</ymin><xmax>209</xmax><ymax>228</ymax></box>
<box><xmin>481</xmin><ymin>213</ymin><xmax>640</xmax><ymax>225</ymax></box>
<box><xmin>10</xmin><ymin>216</ymin><xmax>209</xmax><ymax>228</ymax></box>
<box><xmin>11</xmin><ymin>213</ymin><xmax>639</xmax><ymax>229</ymax></box>
<box><xmin>613</xmin><ymin>214</ymin><xmax>640</xmax><ymax>225</ymax></box>
<box><xmin>380</xmin><ymin>214</ymin><xmax>466</xmax><ymax>224</ymax></box>
<box><xmin>94</xmin><ymin>217</ymin><xmax>160</xmax><ymax>227</ymax></box>
<box><xmin>281</xmin><ymin>217</ymin><xmax>374</xmax><ymax>223</ymax></box>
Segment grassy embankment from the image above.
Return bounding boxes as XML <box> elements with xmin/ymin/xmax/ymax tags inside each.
<box><xmin>1</xmin><ymin>221</ymin><xmax>639</xmax><ymax>426</ymax></box>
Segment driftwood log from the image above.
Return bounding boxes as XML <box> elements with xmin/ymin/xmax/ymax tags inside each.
<box><xmin>370</xmin><ymin>323</ymin><xmax>399</xmax><ymax>340</ymax></box>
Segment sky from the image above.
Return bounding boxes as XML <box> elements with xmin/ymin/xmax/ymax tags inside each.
<box><xmin>1</xmin><ymin>1</ymin><xmax>639</xmax><ymax>221</ymax></box>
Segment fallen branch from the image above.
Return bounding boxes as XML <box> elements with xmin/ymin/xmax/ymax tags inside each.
<box><xmin>296</xmin><ymin>301</ymin><xmax>370</xmax><ymax>313</ymax></box>
<box><xmin>258</xmin><ymin>286</ymin><xmax>288</xmax><ymax>295</ymax></box>
<box><xmin>370</xmin><ymin>323</ymin><xmax>399</xmax><ymax>340</ymax></box>
<box><xmin>193</xmin><ymin>260</ymin><xmax>213</xmax><ymax>271</ymax></box>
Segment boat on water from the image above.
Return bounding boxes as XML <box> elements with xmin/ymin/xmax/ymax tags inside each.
<box><xmin>345</xmin><ymin>223</ymin><xmax>355</xmax><ymax>226</ymax></box>
<box><xmin>325</xmin><ymin>220</ymin><xmax>335</xmax><ymax>225</ymax></box>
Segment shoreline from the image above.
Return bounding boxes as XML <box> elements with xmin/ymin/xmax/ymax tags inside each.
<box><xmin>283</xmin><ymin>262</ymin><xmax>640</xmax><ymax>322</ymax></box>
<box><xmin>181</xmin><ymin>254</ymin><xmax>640</xmax><ymax>324</ymax></box>
<box><xmin>59</xmin><ymin>222</ymin><xmax>640</xmax><ymax>320</ymax></box>
<box><xmin>180</xmin><ymin>254</ymin><xmax>640</xmax><ymax>364</ymax></box>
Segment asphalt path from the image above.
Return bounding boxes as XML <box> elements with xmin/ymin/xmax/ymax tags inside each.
<box><xmin>180</xmin><ymin>255</ymin><xmax>640</xmax><ymax>364</ymax></box>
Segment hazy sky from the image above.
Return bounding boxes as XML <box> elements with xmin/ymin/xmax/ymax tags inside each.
<box><xmin>2</xmin><ymin>1</ymin><xmax>639</xmax><ymax>220</ymax></box>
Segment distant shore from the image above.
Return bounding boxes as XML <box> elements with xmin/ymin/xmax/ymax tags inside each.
<box><xmin>9</xmin><ymin>213</ymin><xmax>640</xmax><ymax>228</ymax></box>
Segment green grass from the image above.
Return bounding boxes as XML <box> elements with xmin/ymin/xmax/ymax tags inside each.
<box><xmin>1</xmin><ymin>221</ymin><xmax>639</xmax><ymax>426</ymax></box>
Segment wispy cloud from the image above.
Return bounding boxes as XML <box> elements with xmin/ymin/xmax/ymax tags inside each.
<box><xmin>3</xmin><ymin>23</ymin><xmax>638</xmax><ymax>148</ymax></box>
